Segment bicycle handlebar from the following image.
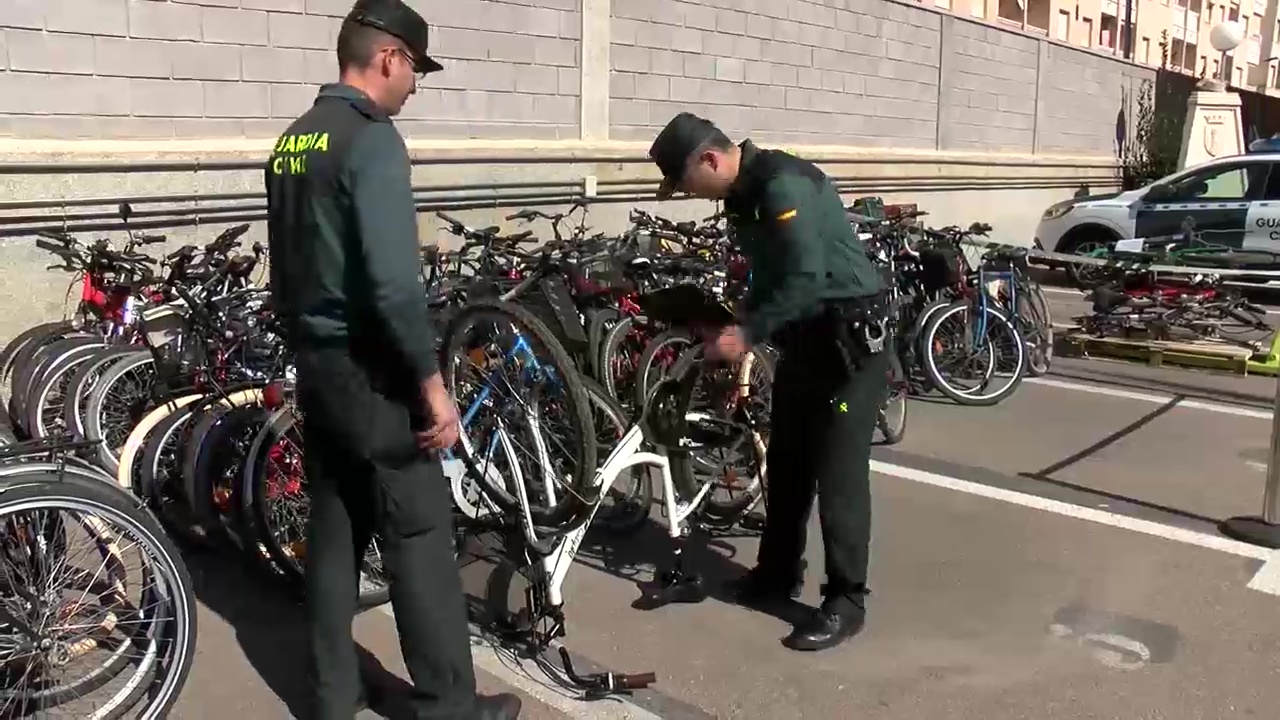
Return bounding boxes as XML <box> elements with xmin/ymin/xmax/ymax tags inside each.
<box><xmin>436</xmin><ymin>211</ymin><xmax>463</xmax><ymax>227</ymax></box>
<box><xmin>557</xmin><ymin>647</ymin><xmax>655</xmax><ymax>693</ymax></box>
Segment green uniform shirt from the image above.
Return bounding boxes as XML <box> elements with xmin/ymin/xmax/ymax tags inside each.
<box><xmin>265</xmin><ymin>83</ymin><xmax>438</xmax><ymax>380</ymax></box>
<box><xmin>724</xmin><ymin>140</ymin><xmax>882</xmax><ymax>345</ymax></box>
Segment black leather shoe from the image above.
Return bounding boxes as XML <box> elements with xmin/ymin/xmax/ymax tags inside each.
<box><xmin>725</xmin><ymin>562</ymin><xmax>805</xmax><ymax>607</ymax></box>
<box><xmin>782</xmin><ymin>608</ymin><xmax>865</xmax><ymax>651</ymax></box>
<box><xmin>474</xmin><ymin>692</ymin><xmax>522</xmax><ymax>719</ymax></box>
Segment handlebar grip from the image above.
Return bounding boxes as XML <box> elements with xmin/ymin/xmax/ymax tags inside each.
<box><xmin>436</xmin><ymin>211</ymin><xmax>463</xmax><ymax>226</ymax></box>
<box><xmin>138</xmin><ymin>233</ymin><xmax>167</xmax><ymax>244</ymax></box>
<box><xmin>505</xmin><ymin>210</ymin><xmax>538</xmax><ymax>221</ymax></box>
<box><xmin>615</xmin><ymin>672</ymin><xmax>657</xmax><ymax>690</ymax></box>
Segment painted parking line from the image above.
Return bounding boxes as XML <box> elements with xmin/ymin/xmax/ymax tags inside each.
<box><xmin>1023</xmin><ymin>376</ymin><xmax>1273</xmax><ymax>420</ymax></box>
<box><xmin>871</xmin><ymin>460</ymin><xmax>1280</xmax><ymax>596</ymax></box>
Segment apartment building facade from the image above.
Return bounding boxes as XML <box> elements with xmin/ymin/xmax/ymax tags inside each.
<box><xmin>922</xmin><ymin>0</ymin><xmax>1280</xmax><ymax>92</ymax></box>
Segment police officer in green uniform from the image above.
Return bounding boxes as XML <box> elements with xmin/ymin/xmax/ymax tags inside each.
<box><xmin>265</xmin><ymin>1</ymin><xmax>520</xmax><ymax>717</ymax></box>
<box><xmin>648</xmin><ymin>113</ymin><xmax>889</xmax><ymax>652</ymax></box>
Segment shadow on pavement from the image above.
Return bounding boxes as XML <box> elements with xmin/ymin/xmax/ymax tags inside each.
<box><xmin>179</xmin><ymin>543</ymin><xmax>416</xmax><ymax>719</ymax></box>
<box><xmin>459</xmin><ymin>516</ymin><xmax>814</xmax><ymax>632</ymax></box>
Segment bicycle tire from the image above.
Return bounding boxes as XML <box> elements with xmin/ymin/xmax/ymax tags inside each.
<box><xmin>597</xmin><ymin>313</ymin><xmax>640</xmax><ymax>407</ymax></box>
<box><xmin>0</xmin><ymin>320</ymin><xmax>73</xmax><ymax>385</ymax></box>
<box><xmin>242</xmin><ymin>407</ymin><xmax>390</xmax><ymax>609</ymax></box>
<box><xmin>23</xmin><ymin>340</ymin><xmax>108</xmax><ymax>439</ymax></box>
<box><xmin>633</xmin><ymin>327</ymin><xmax>695</xmax><ymax>409</ymax></box>
<box><xmin>921</xmin><ymin>301</ymin><xmax>1026</xmax><ymax>406</ymax></box>
<box><xmin>9</xmin><ymin>335</ymin><xmax>101</xmax><ymax>434</ymax></box>
<box><xmin>877</xmin><ymin>347</ymin><xmax>908</xmax><ymax>445</ymax></box>
<box><xmin>665</xmin><ymin>344</ymin><xmax>772</xmax><ymax>527</ymax></box>
<box><xmin>0</xmin><ymin>475</ymin><xmax>198</xmax><ymax>720</ymax></box>
<box><xmin>580</xmin><ymin>375</ymin><xmax>653</xmax><ymax>536</ymax></box>
<box><xmin>442</xmin><ymin>299</ymin><xmax>597</xmax><ymax>532</ymax></box>
<box><xmin>188</xmin><ymin>397</ymin><xmax>267</xmax><ymax>545</ymax></box>
<box><xmin>84</xmin><ymin>352</ymin><xmax>158</xmax><ymax>473</ymax></box>
<box><xmin>1018</xmin><ymin>278</ymin><xmax>1053</xmax><ymax>377</ymax></box>
<box><xmin>62</xmin><ymin>347</ymin><xmax>147</xmax><ymax>441</ymax></box>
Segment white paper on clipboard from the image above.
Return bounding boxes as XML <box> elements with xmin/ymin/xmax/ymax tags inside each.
<box><xmin>1113</xmin><ymin>238</ymin><xmax>1145</xmax><ymax>252</ymax></box>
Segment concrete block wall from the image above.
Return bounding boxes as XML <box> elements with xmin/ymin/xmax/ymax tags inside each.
<box><xmin>0</xmin><ymin>0</ymin><xmax>581</xmax><ymax>141</ymax></box>
<box><xmin>608</xmin><ymin>0</ymin><xmax>941</xmax><ymax>148</ymax></box>
<box><xmin>608</xmin><ymin>0</ymin><xmax>1156</xmax><ymax>156</ymax></box>
<box><xmin>1</xmin><ymin>0</ymin><xmax>1159</xmax><ymax>155</ymax></box>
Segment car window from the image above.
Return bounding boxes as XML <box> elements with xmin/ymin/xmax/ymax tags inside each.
<box><xmin>1261</xmin><ymin>164</ymin><xmax>1280</xmax><ymax>200</ymax></box>
<box><xmin>1168</xmin><ymin>163</ymin><xmax>1257</xmax><ymax>200</ymax></box>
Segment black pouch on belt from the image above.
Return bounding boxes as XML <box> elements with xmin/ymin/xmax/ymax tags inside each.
<box><xmin>823</xmin><ymin>294</ymin><xmax>889</xmax><ymax>374</ymax></box>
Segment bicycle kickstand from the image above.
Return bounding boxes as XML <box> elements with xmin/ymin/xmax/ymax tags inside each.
<box><xmin>648</xmin><ymin>526</ymin><xmax>709</xmax><ymax>607</ymax></box>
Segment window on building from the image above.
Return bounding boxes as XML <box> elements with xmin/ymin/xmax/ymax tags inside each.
<box><xmin>1057</xmin><ymin>9</ymin><xmax>1071</xmax><ymax>40</ymax></box>
<box><xmin>1082</xmin><ymin>17</ymin><xmax>1093</xmax><ymax>46</ymax></box>
<box><xmin>1141</xmin><ymin>36</ymin><xmax>1151</xmax><ymax>64</ymax></box>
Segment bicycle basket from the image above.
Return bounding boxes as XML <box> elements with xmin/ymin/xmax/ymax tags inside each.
<box><xmin>636</xmin><ymin>284</ymin><xmax>735</xmax><ymax>328</ymax></box>
<box><xmin>574</xmin><ymin>254</ymin><xmax>633</xmax><ymax>295</ymax></box>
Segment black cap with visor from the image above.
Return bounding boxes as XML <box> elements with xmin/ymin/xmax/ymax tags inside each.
<box><xmin>648</xmin><ymin>112</ymin><xmax>722</xmax><ymax>199</ymax></box>
<box><xmin>347</xmin><ymin>0</ymin><xmax>444</xmax><ymax>75</ymax></box>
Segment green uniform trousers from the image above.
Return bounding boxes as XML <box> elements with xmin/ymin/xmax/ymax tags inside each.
<box><xmin>756</xmin><ymin>319</ymin><xmax>888</xmax><ymax>612</ymax></box>
<box><xmin>296</xmin><ymin>347</ymin><xmax>475</xmax><ymax>720</ymax></box>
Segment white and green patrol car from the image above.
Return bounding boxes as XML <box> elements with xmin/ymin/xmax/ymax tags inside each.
<box><xmin>1035</xmin><ymin>152</ymin><xmax>1280</xmax><ymax>283</ymax></box>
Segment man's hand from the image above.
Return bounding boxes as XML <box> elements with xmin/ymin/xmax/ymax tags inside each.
<box><xmin>704</xmin><ymin>324</ymin><xmax>748</xmax><ymax>363</ymax></box>
<box><xmin>418</xmin><ymin>373</ymin><xmax>460</xmax><ymax>452</ymax></box>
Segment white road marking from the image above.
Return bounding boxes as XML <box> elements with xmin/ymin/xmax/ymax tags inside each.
<box><xmin>1023</xmin><ymin>376</ymin><xmax>1274</xmax><ymax>420</ymax></box>
<box><xmin>378</xmin><ymin>607</ymin><xmax>666</xmax><ymax>719</ymax></box>
<box><xmin>871</xmin><ymin>460</ymin><xmax>1280</xmax><ymax>596</ymax></box>
<box><xmin>1041</xmin><ymin>286</ymin><xmax>1085</xmax><ymax>297</ymax></box>
<box><xmin>1247</xmin><ymin>551</ymin><xmax>1280</xmax><ymax>595</ymax></box>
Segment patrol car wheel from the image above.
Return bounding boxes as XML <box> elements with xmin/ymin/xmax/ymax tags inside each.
<box><xmin>1060</xmin><ymin>231</ymin><xmax>1116</xmax><ymax>288</ymax></box>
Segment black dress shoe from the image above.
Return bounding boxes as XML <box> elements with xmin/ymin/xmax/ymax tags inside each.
<box><xmin>725</xmin><ymin>562</ymin><xmax>805</xmax><ymax>607</ymax></box>
<box><xmin>474</xmin><ymin>692</ymin><xmax>522</xmax><ymax>719</ymax></box>
<box><xmin>782</xmin><ymin>607</ymin><xmax>865</xmax><ymax>651</ymax></box>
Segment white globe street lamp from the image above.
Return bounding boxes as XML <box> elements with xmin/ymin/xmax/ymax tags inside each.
<box><xmin>1203</xmin><ymin>21</ymin><xmax>1245</xmax><ymax>91</ymax></box>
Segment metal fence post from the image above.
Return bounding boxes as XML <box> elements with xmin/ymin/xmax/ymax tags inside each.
<box><xmin>1221</xmin><ymin>374</ymin><xmax>1280</xmax><ymax>547</ymax></box>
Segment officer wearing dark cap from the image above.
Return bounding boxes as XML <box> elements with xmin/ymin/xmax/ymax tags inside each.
<box><xmin>265</xmin><ymin>1</ymin><xmax>520</xmax><ymax>717</ymax></box>
<box><xmin>649</xmin><ymin>113</ymin><xmax>888</xmax><ymax>651</ymax></box>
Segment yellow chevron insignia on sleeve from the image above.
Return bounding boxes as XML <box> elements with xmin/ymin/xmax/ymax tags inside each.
<box><xmin>776</xmin><ymin>209</ymin><xmax>797</xmax><ymax>221</ymax></box>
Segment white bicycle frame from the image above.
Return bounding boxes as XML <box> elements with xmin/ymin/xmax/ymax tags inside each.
<box><xmin>538</xmin><ymin>418</ymin><xmax>716</xmax><ymax>607</ymax></box>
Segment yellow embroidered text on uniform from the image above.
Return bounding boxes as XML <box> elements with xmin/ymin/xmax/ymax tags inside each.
<box><xmin>271</xmin><ymin>132</ymin><xmax>331</xmax><ymax>175</ymax></box>
<box><xmin>776</xmin><ymin>209</ymin><xmax>798</xmax><ymax>221</ymax></box>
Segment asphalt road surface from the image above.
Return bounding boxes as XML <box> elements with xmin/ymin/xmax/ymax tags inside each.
<box><xmin>170</xmin><ymin>275</ymin><xmax>1280</xmax><ymax>720</ymax></box>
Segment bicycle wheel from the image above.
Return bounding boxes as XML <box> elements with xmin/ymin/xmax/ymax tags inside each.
<box><xmin>633</xmin><ymin>327</ymin><xmax>696</xmax><ymax>410</ymax></box>
<box><xmin>921</xmin><ymin>300</ymin><xmax>1026</xmax><ymax>406</ymax></box>
<box><xmin>665</xmin><ymin>344</ymin><xmax>773</xmax><ymax>529</ymax></box>
<box><xmin>0</xmin><ymin>474</ymin><xmax>197</xmax><ymax>719</ymax></box>
<box><xmin>23</xmin><ymin>341</ymin><xmax>108</xmax><ymax>439</ymax></box>
<box><xmin>62</xmin><ymin>348</ymin><xmax>146</xmax><ymax>442</ymax></box>
<box><xmin>10</xmin><ymin>336</ymin><xmax>102</xmax><ymax>436</ymax></box>
<box><xmin>243</xmin><ymin>408</ymin><xmax>390</xmax><ymax>609</ymax></box>
<box><xmin>580</xmin><ymin>376</ymin><xmax>652</xmax><ymax>536</ymax></box>
<box><xmin>0</xmin><ymin>321</ymin><xmax>74</xmax><ymax>385</ymax></box>
<box><xmin>442</xmin><ymin>299</ymin><xmax>596</xmax><ymax>532</ymax></box>
<box><xmin>876</xmin><ymin>345</ymin><xmax>908</xmax><ymax>445</ymax></box>
<box><xmin>1018</xmin><ymin>279</ymin><xmax>1053</xmax><ymax>377</ymax></box>
<box><xmin>83</xmin><ymin>353</ymin><xmax>158</xmax><ymax>474</ymax></box>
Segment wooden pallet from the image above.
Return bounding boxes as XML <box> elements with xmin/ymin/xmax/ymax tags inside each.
<box><xmin>1058</xmin><ymin>329</ymin><xmax>1262</xmax><ymax>375</ymax></box>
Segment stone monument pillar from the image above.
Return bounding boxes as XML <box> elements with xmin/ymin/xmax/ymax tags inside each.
<box><xmin>1176</xmin><ymin>90</ymin><xmax>1244</xmax><ymax>170</ymax></box>
<box><xmin>1177</xmin><ymin>21</ymin><xmax>1247</xmax><ymax>170</ymax></box>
